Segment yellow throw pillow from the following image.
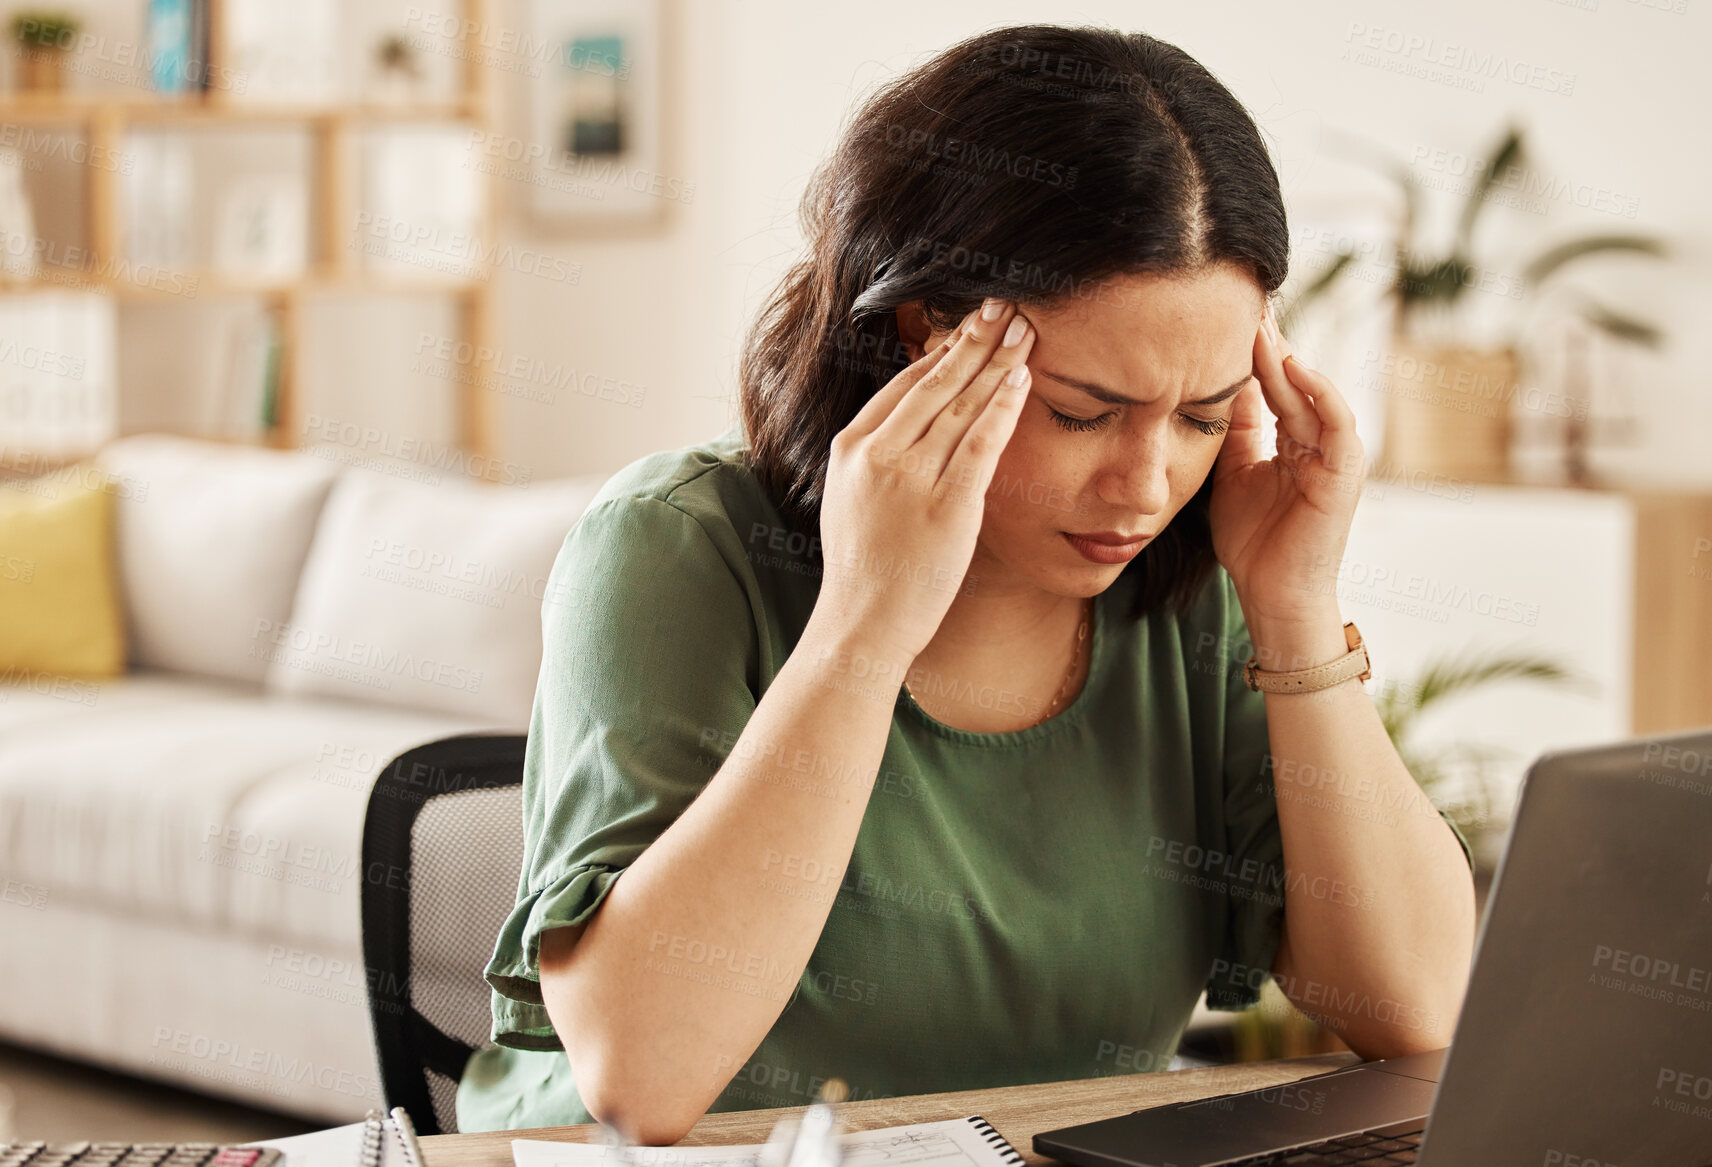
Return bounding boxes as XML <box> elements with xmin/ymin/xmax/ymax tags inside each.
<box><xmin>0</xmin><ymin>466</ymin><xmax>127</xmax><ymax>679</ymax></box>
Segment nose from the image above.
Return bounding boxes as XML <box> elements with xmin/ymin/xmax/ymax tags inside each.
<box><xmin>1097</xmin><ymin>422</ymin><xmax>1172</xmax><ymax>517</ymax></box>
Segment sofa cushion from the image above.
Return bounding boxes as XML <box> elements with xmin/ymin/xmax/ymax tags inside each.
<box><xmin>95</xmin><ymin>435</ymin><xmax>339</xmax><ymax>685</ymax></box>
<box><xmin>264</xmin><ymin>468</ymin><xmax>607</xmax><ymax>726</ymax></box>
<box><xmin>0</xmin><ymin>469</ymin><xmax>126</xmax><ymax>678</ymax></box>
<box><xmin>0</xmin><ymin>669</ymin><xmax>493</xmax><ymax>951</ymax></box>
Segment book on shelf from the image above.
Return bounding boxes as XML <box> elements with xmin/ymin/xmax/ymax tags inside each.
<box><xmin>0</xmin><ymin>292</ymin><xmax>118</xmax><ymax>459</ymax></box>
<box><xmin>0</xmin><ymin>145</ymin><xmax>38</xmax><ymax>282</ymax></box>
<box><xmin>223</xmin><ymin>0</ymin><xmax>340</xmax><ymax>103</ymax></box>
<box><xmin>212</xmin><ymin>175</ymin><xmax>309</xmax><ymax>279</ymax></box>
<box><xmin>124</xmin><ymin>134</ymin><xmax>194</xmax><ymax>271</ymax></box>
<box><xmin>358</xmin><ymin>127</ymin><xmax>485</xmax><ymax>281</ymax></box>
<box><xmin>146</xmin><ymin>0</ymin><xmax>209</xmax><ymax>95</ymax></box>
<box><xmin>207</xmin><ymin>305</ymin><xmax>279</xmax><ymax>439</ymax></box>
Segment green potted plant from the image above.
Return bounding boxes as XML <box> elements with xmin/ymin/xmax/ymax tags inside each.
<box><xmin>1280</xmin><ymin>124</ymin><xmax>1668</xmax><ymax>486</ymax></box>
<box><xmin>10</xmin><ymin>10</ymin><xmax>79</xmax><ymax>94</ymax></box>
<box><xmin>370</xmin><ymin>32</ymin><xmax>425</xmax><ymax>106</ymax></box>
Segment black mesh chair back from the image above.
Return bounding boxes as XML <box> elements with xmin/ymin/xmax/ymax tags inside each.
<box><xmin>361</xmin><ymin>733</ymin><xmax>528</xmax><ymax>1134</ymax></box>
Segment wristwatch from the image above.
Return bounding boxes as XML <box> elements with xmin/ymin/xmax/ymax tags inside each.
<box><xmin>1243</xmin><ymin>621</ymin><xmax>1371</xmax><ymax>693</ymax></box>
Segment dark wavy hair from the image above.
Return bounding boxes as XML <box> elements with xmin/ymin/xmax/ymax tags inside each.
<box><xmin>738</xmin><ymin>24</ymin><xmax>1289</xmax><ymax>621</ymax></box>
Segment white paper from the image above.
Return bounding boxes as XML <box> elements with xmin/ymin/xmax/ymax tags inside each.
<box><xmin>513</xmin><ymin>1115</ymin><xmax>1018</xmax><ymax>1167</ymax></box>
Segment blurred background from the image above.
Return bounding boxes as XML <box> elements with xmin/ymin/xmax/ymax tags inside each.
<box><xmin>0</xmin><ymin>0</ymin><xmax>1708</xmax><ymax>1145</ymax></box>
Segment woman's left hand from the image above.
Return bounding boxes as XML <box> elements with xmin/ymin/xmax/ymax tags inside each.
<box><xmin>1208</xmin><ymin>305</ymin><xmax>1365</xmax><ymax>624</ymax></box>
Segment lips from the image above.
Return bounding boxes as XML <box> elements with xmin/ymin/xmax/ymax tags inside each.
<box><xmin>1062</xmin><ymin>529</ymin><xmax>1152</xmax><ymax>565</ymax></box>
<box><xmin>1070</xmin><ymin>530</ymin><xmax>1151</xmax><ymax>545</ymax></box>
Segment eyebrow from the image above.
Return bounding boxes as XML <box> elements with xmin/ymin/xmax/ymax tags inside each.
<box><xmin>1034</xmin><ymin>369</ymin><xmax>1254</xmax><ymax>408</ymax></box>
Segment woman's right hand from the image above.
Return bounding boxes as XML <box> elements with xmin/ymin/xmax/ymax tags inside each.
<box><xmin>815</xmin><ymin>296</ymin><xmax>1036</xmax><ymax>670</ymax></box>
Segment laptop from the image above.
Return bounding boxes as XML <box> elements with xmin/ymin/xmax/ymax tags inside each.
<box><xmin>1034</xmin><ymin>727</ymin><xmax>1712</xmax><ymax>1166</ymax></box>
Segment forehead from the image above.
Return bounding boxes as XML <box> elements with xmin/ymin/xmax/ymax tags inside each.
<box><xmin>1019</xmin><ymin>265</ymin><xmax>1264</xmax><ymax>393</ymax></box>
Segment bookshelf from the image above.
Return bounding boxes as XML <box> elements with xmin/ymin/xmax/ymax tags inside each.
<box><xmin>0</xmin><ymin>0</ymin><xmax>499</xmax><ymax>469</ymax></box>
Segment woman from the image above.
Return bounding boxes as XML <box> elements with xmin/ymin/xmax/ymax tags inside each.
<box><xmin>456</xmin><ymin>23</ymin><xmax>1477</xmax><ymax>1142</ymax></box>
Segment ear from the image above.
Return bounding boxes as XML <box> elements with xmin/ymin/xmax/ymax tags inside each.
<box><xmin>894</xmin><ymin>301</ymin><xmax>943</xmax><ymax>363</ymax></box>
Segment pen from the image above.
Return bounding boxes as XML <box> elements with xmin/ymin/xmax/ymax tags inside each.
<box><xmin>782</xmin><ymin>1078</ymin><xmax>847</xmax><ymax>1167</ymax></box>
<box><xmin>597</xmin><ymin>1118</ymin><xmax>640</xmax><ymax>1167</ymax></box>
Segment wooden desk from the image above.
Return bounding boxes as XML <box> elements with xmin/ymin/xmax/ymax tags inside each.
<box><xmin>421</xmin><ymin>1052</ymin><xmax>1362</xmax><ymax>1167</ymax></box>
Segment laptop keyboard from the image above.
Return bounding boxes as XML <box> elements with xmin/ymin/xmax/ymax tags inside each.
<box><xmin>0</xmin><ymin>1145</ymin><xmax>280</xmax><ymax>1167</ymax></box>
<box><xmin>1223</xmin><ymin>1123</ymin><xmax>1425</xmax><ymax>1165</ymax></box>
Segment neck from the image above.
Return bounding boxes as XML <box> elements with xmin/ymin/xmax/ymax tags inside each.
<box><xmin>912</xmin><ymin>546</ymin><xmax>1094</xmax><ymax>675</ymax></box>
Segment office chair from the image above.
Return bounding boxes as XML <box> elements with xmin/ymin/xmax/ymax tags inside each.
<box><xmin>360</xmin><ymin>732</ymin><xmax>529</xmax><ymax>1134</ymax></box>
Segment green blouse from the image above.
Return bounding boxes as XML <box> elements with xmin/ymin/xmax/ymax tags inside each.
<box><xmin>455</xmin><ymin>423</ymin><xmax>1472</xmax><ymax>1131</ymax></box>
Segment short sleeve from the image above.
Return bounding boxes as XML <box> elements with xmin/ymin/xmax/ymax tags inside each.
<box><xmin>1200</xmin><ymin>575</ymin><xmax>1479</xmax><ymax>1011</ymax></box>
<box><xmin>482</xmin><ymin>495</ymin><xmax>759</xmax><ymax>1051</ymax></box>
<box><xmin>1202</xmin><ymin>574</ymin><xmax>1288</xmax><ymax>1011</ymax></box>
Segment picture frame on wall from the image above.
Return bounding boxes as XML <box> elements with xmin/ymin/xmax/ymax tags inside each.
<box><xmin>527</xmin><ymin>0</ymin><xmax>681</xmax><ymax>232</ymax></box>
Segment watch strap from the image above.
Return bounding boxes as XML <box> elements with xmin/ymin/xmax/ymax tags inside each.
<box><xmin>1243</xmin><ymin>621</ymin><xmax>1371</xmax><ymax>694</ymax></box>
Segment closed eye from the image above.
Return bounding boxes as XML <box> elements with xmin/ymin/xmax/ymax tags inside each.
<box><xmin>1047</xmin><ymin>406</ymin><xmax>1228</xmax><ymax>437</ymax></box>
<box><xmin>1047</xmin><ymin>407</ymin><xmax>1115</xmax><ymax>433</ymax></box>
<box><xmin>1181</xmin><ymin>414</ymin><xmax>1229</xmax><ymax>436</ymax></box>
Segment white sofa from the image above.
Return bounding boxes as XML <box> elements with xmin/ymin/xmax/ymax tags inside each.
<box><xmin>0</xmin><ymin>434</ymin><xmax>608</xmax><ymax>1122</ymax></box>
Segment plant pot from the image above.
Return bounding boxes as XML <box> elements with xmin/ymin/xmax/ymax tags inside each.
<box><xmin>18</xmin><ymin>47</ymin><xmax>65</xmax><ymax>93</ymax></box>
<box><xmin>1376</xmin><ymin>338</ymin><xmax>1517</xmax><ymax>484</ymax></box>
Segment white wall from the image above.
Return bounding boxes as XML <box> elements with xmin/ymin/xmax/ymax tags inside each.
<box><xmin>488</xmin><ymin>0</ymin><xmax>1712</xmax><ymax>486</ymax></box>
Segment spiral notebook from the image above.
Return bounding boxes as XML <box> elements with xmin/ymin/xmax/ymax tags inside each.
<box><xmin>510</xmin><ymin>1115</ymin><xmax>1025</xmax><ymax>1167</ymax></box>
